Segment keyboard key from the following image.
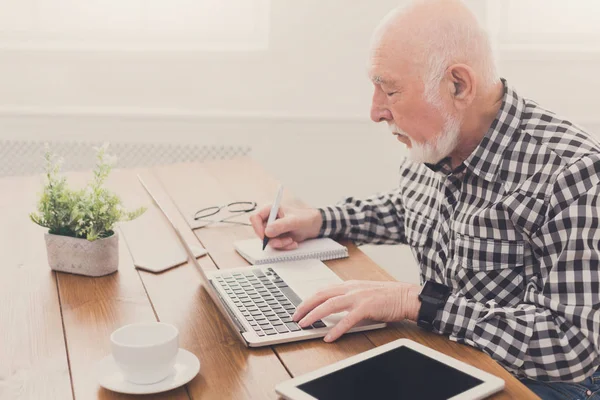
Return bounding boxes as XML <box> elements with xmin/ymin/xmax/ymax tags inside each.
<box><xmin>274</xmin><ymin>325</ymin><xmax>289</xmax><ymax>334</ymax></box>
<box><xmin>254</xmin><ymin>299</ymin><xmax>265</xmax><ymax>304</ymax></box>
<box><xmin>276</xmin><ymin>282</ymin><xmax>288</xmax><ymax>288</ymax></box>
<box><xmin>252</xmin><ymin>325</ymin><xmax>262</xmax><ymax>332</ymax></box>
<box><xmin>250</xmin><ymin>310</ymin><xmax>262</xmax><ymax>317</ymax></box>
<box><xmin>264</xmin><ymin>329</ymin><xmax>277</xmax><ymax>335</ymax></box>
<box><xmin>256</xmin><ymin>331</ymin><xmax>265</xmax><ymax>337</ymax></box>
<box><xmin>302</xmin><ymin>325</ymin><xmax>314</xmax><ymax>330</ymax></box>
<box><xmin>313</xmin><ymin>320</ymin><xmax>326</xmax><ymax>328</ymax></box>
<box><xmin>249</xmin><ymin>321</ymin><xmax>258</xmax><ymax>327</ymax></box>
<box><xmin>254</xmin><ymin>316</ymin><xmax>266</xmax><ymax>322</ymax></box>
<box><xmin>267</xmin><ymin>316</ymin><xmax>280</xmax><ymax>322</ymax></box>
<box><xmin>242</xmin><ymin>312</ymin><xmax>250</xmax><ymax>317</ymax></box>
<box><xmin>253</xmin><ymin>270</ymin><xmax>266</xmax><ymax>278</ymax></box>
<box><xmin>258</xmin><ymin>320</ymin><xmax>271</xmax><ymax>326</ymax></box>
<box><xmin>285</xmin><ymin>322</ymin><xmax>301</xmax><ymax>332</ymax></box>
<box><xmin>276</xmin><ymin>312</ymin><xmax>288</xmax><ymax>318</ymax></box>
<box><xmin>280</xmin><ymin>316</ymin><xmax>293</xmax><ymax>323</ymax></box>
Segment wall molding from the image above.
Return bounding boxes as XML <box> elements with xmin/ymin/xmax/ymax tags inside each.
<box><xmin>1</xmin><ymin>106</ymin><xmax>599</xmax><ymax>129</ymax></box>
<box><xmin>0</xmin><ymin>106</ymin><xmax>371</xmax><ymax>123</ymax></box>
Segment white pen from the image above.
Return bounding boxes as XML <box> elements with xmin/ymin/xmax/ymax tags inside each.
<box><xmin>262</xmin><ymin>184</ymin><xmax>284</xmax><ymax>250</ymax></box>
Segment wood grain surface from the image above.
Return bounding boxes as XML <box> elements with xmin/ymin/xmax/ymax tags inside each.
<box><xmin>2</xmin><ymin>158</ymin><xmax>538</xmax><ymax>399</ymax></box>
<box><xmin>0</xmin><ymin>176</ymin><xmax>73</xmax><ymax>400</ymax></box>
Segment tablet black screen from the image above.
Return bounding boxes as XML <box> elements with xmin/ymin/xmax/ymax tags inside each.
<box><xmin>297</xmin><ymin>346</ymin><xmax>483</xmax><ymax>400</ymax></box>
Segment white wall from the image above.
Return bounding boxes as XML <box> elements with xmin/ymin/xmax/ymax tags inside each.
<box><xmin>2</xmin><ymin>0</ymin><xmax>599</xmax><ymax>284</ymax></box>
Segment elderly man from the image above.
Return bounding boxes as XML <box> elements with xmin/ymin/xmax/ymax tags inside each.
<box><xmin>250</xmin><ymin>0</ymin><xmax>600</xmax><ymax>397</ymax></box>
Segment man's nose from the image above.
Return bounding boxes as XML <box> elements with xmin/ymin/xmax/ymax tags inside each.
<box><xmin>370</xmin><ymin>105</ymin><xmax>393</xmax><ymax>123</ymax></box>
<box><xmin>370</xmin><ymin>91</ymin><xmax>393</xmax><ymax>122</ymax></box>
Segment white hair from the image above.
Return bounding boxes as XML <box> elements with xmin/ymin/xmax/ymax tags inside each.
<box><xmin>373</xmin><ymin>0</ymin><xmax>500</xmax><ymax>108</ymax></box>
<box><xmin>390</xmin><ymin>111</ymin><xmax>461</xmax><ymax>163</ymax></box>
<box><xmin>422</xmin><ymin>14</ymin><xmax>499</xmax><ymax>107</ymax></box>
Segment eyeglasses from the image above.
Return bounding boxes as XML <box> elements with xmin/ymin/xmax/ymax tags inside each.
<box><xmin>193</xmin><ymin>201</ymin><xmax>257</xmax><ymax>228</ymax></box>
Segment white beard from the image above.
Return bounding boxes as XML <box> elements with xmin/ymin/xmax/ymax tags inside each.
<box><xmin>390</xmin><ymin>114</ymin><xmax>461</xmax><ymax>164</ymax></box>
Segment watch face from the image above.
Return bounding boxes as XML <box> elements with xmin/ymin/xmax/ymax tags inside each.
<box><xmin>421</xmin><ymin>281</ymin><xmax>451</xmax><ymax>300</ymax></box>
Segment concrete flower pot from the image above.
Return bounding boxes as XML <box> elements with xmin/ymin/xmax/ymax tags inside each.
<box><xmin>44</xmin><ymin>231</ymin><xmax>119</xmax><ymax>277</ymax></box>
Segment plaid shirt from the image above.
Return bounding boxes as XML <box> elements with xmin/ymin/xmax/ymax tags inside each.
<box><xmin>319</xmin><ymin>80</ymin><xmax>600</xmax><ymax>382</ymax></box>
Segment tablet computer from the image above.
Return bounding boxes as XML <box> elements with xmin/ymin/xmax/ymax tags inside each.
<box><xmin>275</xmin><ymin>338</ymin><xmax>504</xmax><ymax>400</ymax></box>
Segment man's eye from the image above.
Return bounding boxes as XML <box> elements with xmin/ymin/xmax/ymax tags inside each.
<box><xmin>386</xmin><ymin>91</ymin><xmax>397</xmax><ymax>97</ymax></box>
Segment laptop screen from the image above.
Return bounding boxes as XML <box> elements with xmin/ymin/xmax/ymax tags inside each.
<box><xmin>297</xmin><ymin>345</ymin><xmax>483</xmax><ymax>400</ymax></box>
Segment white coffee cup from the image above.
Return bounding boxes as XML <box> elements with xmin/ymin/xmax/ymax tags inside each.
<box><xmin>110</xmin><ymin>322</ymin><xmax>179</xmax><ymax>385</ymax></box>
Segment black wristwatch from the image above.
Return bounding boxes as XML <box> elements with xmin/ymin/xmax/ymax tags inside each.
<box><xmin>417</xmin><ymin>280</ymin><xmax>452</xmax><ymax>331</ymax></box>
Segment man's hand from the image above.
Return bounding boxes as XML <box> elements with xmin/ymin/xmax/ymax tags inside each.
<box><xmin>292</xmin><ymin>280</ymin><xmax>422</xmax><ymax>342</ymax></box>
<box><xmin>249</xmin><ymin>205</ymin><xmax>322</xmax><ymax>250</ymax></box>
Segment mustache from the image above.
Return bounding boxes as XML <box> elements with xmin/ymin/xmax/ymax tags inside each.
<box><xmin>388</xmin><ymin>123</ymin><xmax>408</xmax><ymax>136</ymax></box>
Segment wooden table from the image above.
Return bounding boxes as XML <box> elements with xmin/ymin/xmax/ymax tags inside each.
<box><xmin>0</xmin><ymin>158</ymin><xmax>538</xmax><ymax>399</ymax></box>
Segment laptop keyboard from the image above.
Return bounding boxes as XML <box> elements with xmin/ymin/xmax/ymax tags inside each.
<box><xmin>214</xmin><ymin>267</ymin><xmax>326</xmax><ymax>337</ymax></box>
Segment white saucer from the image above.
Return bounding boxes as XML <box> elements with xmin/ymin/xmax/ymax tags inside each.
<box><xmin>97</xmin><ymin>348</ymin><xmax>200</xmax><ymax>395</ymax></box>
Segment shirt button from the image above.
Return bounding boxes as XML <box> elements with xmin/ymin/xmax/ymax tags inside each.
<box><xmin>586</xmin><ymin>389</ymin><xmax>592</xmax><ymax>396</ymax></box>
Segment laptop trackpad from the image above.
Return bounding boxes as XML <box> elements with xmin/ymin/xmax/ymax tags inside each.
<box><xmin>272</xmin><ymin>259</ymin><xmax>346</xmax><ymax>326</ymax></box>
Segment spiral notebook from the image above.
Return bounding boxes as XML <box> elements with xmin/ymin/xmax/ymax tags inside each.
<box><xmin>234</xmin><ymin>238</ymin><xmax>349</xmax><ymax>265</ymax></box>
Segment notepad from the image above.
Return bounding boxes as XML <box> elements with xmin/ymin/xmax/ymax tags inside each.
<box><xmin>234</xmin><ymin>238</ymin><xmax>349</xmax><ymax>265</ymax></box>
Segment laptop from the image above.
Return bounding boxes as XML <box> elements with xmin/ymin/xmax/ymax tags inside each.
<box><xmin>138</xmin><ymin>175</ymin><xmax>386</xmax><ymax>347</ymax></box>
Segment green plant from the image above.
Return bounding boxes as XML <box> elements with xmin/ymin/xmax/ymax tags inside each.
<box><xmin>30</xmin><ymin>144</ymin><xmax>146</xmax><ymax>241</ymax></box>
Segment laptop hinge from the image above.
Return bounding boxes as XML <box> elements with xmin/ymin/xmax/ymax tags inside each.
<box><xmin>209</xmin><ymin>280</ymin><xmax>246</xmax><ymax>334</ymax></box>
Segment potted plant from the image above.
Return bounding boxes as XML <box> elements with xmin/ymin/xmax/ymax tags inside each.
<box><xmin>30</xmin><ymin>144</ymin><xmax>146</xmax><ymax>277</ymax></box>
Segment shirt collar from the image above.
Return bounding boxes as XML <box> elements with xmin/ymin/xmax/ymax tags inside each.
<box><xmin>426</xmin><ymin>79</ymin><xmax>525</xmax><ymax>182</ymax></box>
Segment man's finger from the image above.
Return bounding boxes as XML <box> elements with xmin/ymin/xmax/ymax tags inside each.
<box><xmin>268</xmin><ymin>236</ymin><xmax>294</xmax><ymax>249</ymax></box>
<box><xmin>279</xmin><ymin>241</ymin><xmax>298</xmax><ymax>251</ymax></box>
<box><xmin>250</xmin><ymin>214</ymin><xmax>266</xmax><ymax>239</ymax></box>
<box><xmin>323</xmin><ymin>310</ymin><xmax>364</xmax><ymax>342</ymax></box>
<box><xmin>292</xmin><ymin>283</ymin><xmax>348</xmax><ymax>322</ymax></box>
<box><xmin>298</xmin><ymin>295</ymin><xmax>353</xmax><ymax>328</ymax></box>
<box><xmin>265</xmin><ymin>215</ymin><xmax>298</xmax><ymax>238</ymax></box>
<box><xmin>251</xmin><ymin>205</ymin><xmax>286</xmax><ymax>239</ymax></box>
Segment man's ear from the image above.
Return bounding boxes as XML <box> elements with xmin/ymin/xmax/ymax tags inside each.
<box><xmin>445</xmin><ymin>64</ymin><xmax>476</xmax><ymax>109</ymax></box>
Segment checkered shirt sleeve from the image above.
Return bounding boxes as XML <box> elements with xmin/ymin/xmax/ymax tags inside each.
<box><xmin>318</xmin><ymin>190</ymin><xmax>406</xmax><ymax>245</ymax></box>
